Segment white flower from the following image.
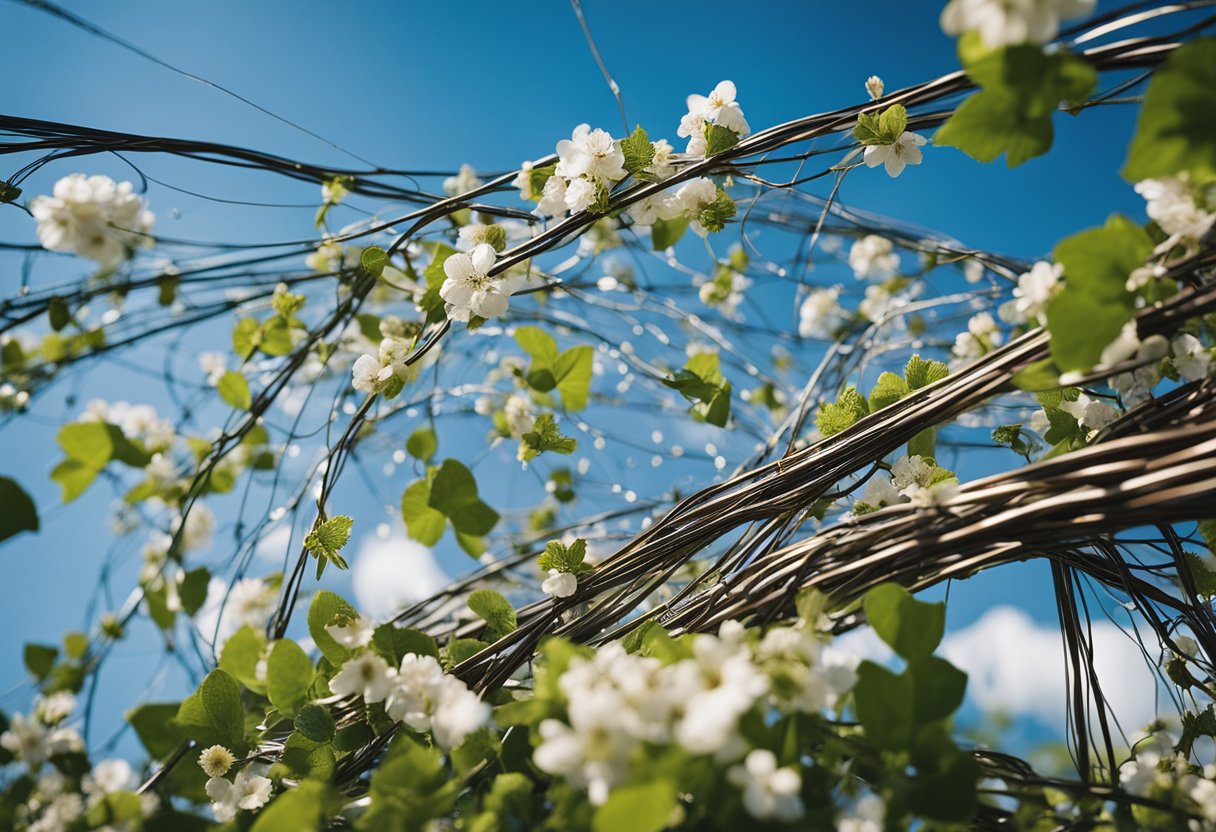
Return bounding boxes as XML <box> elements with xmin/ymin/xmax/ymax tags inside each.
<box><xmin>727</xmin><ymin>749</ymin><xmax>805</xmax><ymax>822</ymax></box>
<box><xmin>941</xmin><ymin>0</ymin><xmax>1096</xmax><ymax>48</ymax></box>
<box><xmin>385</xmin><ymin>653</ymin><xmax>446</xmax><ymax>726</ymax></box>
<box><xmin>624</xmin><ymin>193</ymin><xmax>680</xmax><ymax>227</ymax></box>
<box><xmin>859</xmin><ymin>283</ymin><xmax>900</xmax><ymax>323</ymax></box>
<box><xmin>848</xmin><ymin>235</ymin><xmax>900</xmax><ymax>281</ymax></box>
<box><xmin>905</xmin><ymin>480</ymin><xmax>959</xmax><ymax>508</ymax></box>
<box><xmin>330</xmin><ymin>652</ymin><xmax>395</xmax><ymax>704</ymax></box>
<box><xmin>35</xmin><ymin>693</ymin><xmax>77</xmax><ymax>725</ymax></box>
<box><xmin>352</xmin><ymin>354</ymin><xmax>382</xmax><ymax>393</ymax></box>
<box><xmin>443</xmin><ymin>163</ymin><xmax>483</xmax><ymax>196</ymax></box>
<box><xmin>440</xmin><ymin>244</ymin><xmax>509</xmax><ymax>322</ymax></box>
<box><xmin>647</xmin><ymin>139</ymin><xmax>676</xmax><ymax>179</ymax></box>
<box><xmin>383</xmin><ymin>654</ymin><xmax>488</xmax><ymax>748</ymax></box>
<box><xmin>862</xmin><ymin>474</ymin><xmax>903</xmax><ymax>508</ymax></box>
<box><xmin>217</xmin><ymin>579</ymin><xmax>274</xmax><ymax>635</ymax></box>
<box><xmin>1</xmin><ymin>713</ymin><xmax>49</xmax><ymax>765</ymax></box>
<box><xmin>865</xmin><ymin>75</ymin><xmax>884</xmax><ymax>101</ymax></box>
<box><xmin>457</xmin><ymin>223</ymin><xmax>505</xmax><ymax>252</ymax></box>
<box><xmin>198</xmin><ymin>745</ymin><xmax>235</xmax><ymax>778</ymax></box>
<box><xmin>1135</xmin><ymin>176</ymin><xmax>1214</xmax><ymax>242</ymax></box>
<box><xmin>199</xmin><ymin>352</ymin><xmax>227</xmax><ymax>386</ymax></box>
<box><xmin>964</xmin><ymin>258</ymin><xmax>985</xmax><ymax>284</ymax></box>
<box><xmin>543</xmin><ymin>569</ymin><xmax>578</xmax><ymax>598</ymax></box>
<box><xmin>891</xmin><ymin>455</ymin><xmax>933</xmax><ymax>491</ymax></box>
<box><xmin>513</xmin><ymin>161</ymin><xmax>538</xmax><ymax>200</ymax></box>
<box><xmin>1173</xmin><ymin>333</ymin><xmax>1211</xmax><ymax>382</ymax></box>
<box><xmin>429</xmin><ymin>677</ymin><xmax>490</xmax><ymax>749</ymax></box>
<box><xmin>326</xmin><ymin>615</ymin><xmax>375</xmax><ymax>649</ymax></box>
<box><xmin>555</xmin><ymin>124</ymin><xmax>627</xmax><ymax>184</ymax></box>
<box><xmin>30</xmin><ymin>174</ymin><xmax>154</xmax><ymax>269</ymax></box>
<box><xmin>798</xmin><ymin>286</ymin><xmax>846</xmax><ymax>339</ymax></box>
<box><xmin>564</xmin><ymin>177</ymin><xmax>598</xmax><ymax>213</ymax></box>
<box><xmin>952</xmin><ymin>311</ymin><xmax>1003</xmax><ymax>363</ymax></box>
<box><xmin>999</xmin><ymin>261</ymin><xmax>1062</xmax><ymax>325</ymax></box>
<box><xmin>534</xmin><ymin>690</ymin><xmax>636</xmax><ymax>805</ymax></box>
<box><xmin>206</xmin><ymin>768</ymin><xmax>273</xmax><ymax>822</ymax></box>
<box><xmin>863</xmin><ymin>130</ymin><xmax>928</xmax><ymax>177</ymax></box>
<box><xmin>536</xmin><ymin>175</ymin><xmax>568</xmax><ymax>217</ymax></box>
<box><xmin>84</xmin><ymin>758</ymin><xmax>134</xmax><ymax>797</ymax></box>
<box><xmin>685</xmin><ymin>80</ymin><xmax>750</xmax><ymax>138</ymax></box>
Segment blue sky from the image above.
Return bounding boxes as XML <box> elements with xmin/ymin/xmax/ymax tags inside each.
<box><xmin>0</xmin><ymin>0</ymin><xmax>1167</xmax><ymax>756</ymax></box>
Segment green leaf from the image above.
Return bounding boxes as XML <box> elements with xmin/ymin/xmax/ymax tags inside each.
<box><xmin>24</xmin><ymin>643</ymin><xmax>58</xmax><ymax>679</ymax></box>
<box><xmin>878</xmin><ymin>103</ymin><xmax>908</xmax><ymax>140</ymax></box>
<box><xmin>361</xmin><ymin>246</ymin><xmax>388</xmax><ymax>277</ymax></box>
<box><xmin>217</xmin><ymin>371</ymin><xmax>252</xmax><ymax>410</ymax></box>
<box><xmin>1200</xmin><ymin>520</ymin><xmax>1216</xmax><ymax>553</ymax></box>
<box><xmin>854</xmin><ymin>661</ymin><xmax>914</xmax><ymax>750</ymax></box>
<box><xmin>267</xmin><ymin>639</ymin><xmax>314</xmax><ymax>716</ymax></box>
<box><xmin>1011</xmin><ymin>358</ymin><xmax>1062</xmax><ymax>392</ymax></box>
<box><xmin>402</xmin><ymin>479</ymin><xmax>446</xmax><ymax>546</ymax></box>
<box><xmin>619</xmin><ymin>125</ymin><xmax>655</xmax><ymax>175</ymax></box>
<box><xmin>554</xmin><ymin>345</ymin><xmax>593</xmax><ymax>411</ymax></box>
<box><xmin>0</xmin><ymin>476</ymin><xmax>38</xmax><ymax>542</ymax></box>
<box><xmin>863</xmin><ymin>582</ymin><xmax>946</xmax><ymax>662</ymax></box>
<box><xmin>908</xmin><ymin>427</ymin><xmax>936</xmax><ymax>460</ymax></box>
<box><xmin>249</xmin><ymin>780</ymin><xmax>329</xmax><ymax>832</ymax></box>
<box><xmin>445</xmin><ymin>638</ymin><xmax>488</xmax><ymax>669</ymax></box>
<box><xmin>1123</xmin><ymin>38</ymin><xmax>1216</xmax><ymax>182</ymax></box>
<box><xmin>519</xmin><ymin>413</ymin><xmax>577</xmax><ymax>462</ymax></box>
<box><xmin>651</xmin><ymin>216</ymin><xmax>688</xmax><ymax>250</ymax></box>
<box><xmin>295</xmin><ymin>703</ymin><xmax>336</xmax><ymax>743</ymax></box>
<box><xmin>219</xmin><ymin>624</ymin><xmax>267</xmax><ymax>692</ymax></box>
<box><xmin>308</xmin><ymin>591</ymin><xmax>358</xmax><ymax>665</ymax></box>
<box><xmin>467</xmin><ymin>589</ymin><xmax>517</xmax><ymax>640</ymax></box>
<box><xmin>259</xmin><ymin>316</ymin><xmax>294</xmax><ymax>356</ymax></box>
<box><xmin>371</xmin><ymin>624</ymin><xmax>438</xmax><ymax>665</ymax></box>
<box><xmin>180</xmin><ymin>567</ymin><xmax>210</xmax><ymax>615</ymax></box>
<box><xmin>910</xmin><ymin>655</ymin><xmax>968</xmax><ymax>723</ymax></box>
<box><xmin>515</xmin><ymin>326</ymin><xmax>559</xmax><ymax>367</ymax></box>
<box><xmin>909</xmin><ymin>749</ymin><xmax>978</xmax><ymax>823</ymax></box>
<box><xmin>868</xmin><ymin>372</ymin><xmax>909</xmax><ymax>411</ymax></box>
<box><xmin>904</xmin><ymin>354</ymin><xmax>949</xmax><ymax>390</ymax></box>
<box><xmin>703</xmin><ymin>123</ymin><xmax>739</xmax><ymax>157</ymax></box>
<box><xmin>126</xmin><ymin>703</ymin><xmax>183</xmax><ymax>760</ymax></box>
<box><xmin>935</xmin><ymin>46</ymin><xmax>1096</xmax><ymax>167</ymax></box>
<box><xmin>1047</xmin><ymin>214</ymin><xmax>1154</xmax><ymax>372</ymax></box>
<box><xmin>232</xmin><ymin>318</ymin><xmax>260</xmax><ymax>360</ymax></box>
<box><xmin>816</xmin><ymin>386</ymin><xmax>869</xmax><ymax>437</ymax></box>
<box><xmin>428</xmin><ymin>459</ymin><xmax>499</xmax><ymax>537</ymax></box>
<box><xmin>696</xmin><ymin>187</ymin><xmax>736</xmax><ymax>233</ymax></box>
<box><xmin>175</xmin><ymin>669</ymin><xmax>245</xmax><ymax>751</ymax></box>
<box><xmin>48</xmin><ymin>296</ymin><xmax>71</xmax><ymax>331</ymax></box>
<box><xmin>1184</xmin><ymin>552</ymin><xmax>1216</xmax><ymax>600</ymax></box>
<box><xmin>59</xmin><ymin>422</ymin><xmax>150</xmax><ymax>468</ymax></box>
<box><xmin>593</xmin><ymin>780</ymin><xmax>677</xmax><ymax>832</ymax></box>
<box><xmin>538</xmin><ymin>538</ymin><xmax>589</xmax><ymax>574</ymax></box>
<box><xmin>305</xmin><ymin>515</ymin><xmax>354</xmax><ymax>576</ymax></box>
<box><xmin>406</xmin><ymin>427</ymin><xmax>437</xmax><ymax>462</ymax></box>
<box><xmin>50</xmin><ymin>458</ymin><xmax>99</xmax><ymax>503</ymax></box>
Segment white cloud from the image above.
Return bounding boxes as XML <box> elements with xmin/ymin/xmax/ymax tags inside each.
<box><xmin>351</xmin><ymin>533</ymin><xmax>450</xmax><ymax>621</ymax></box>
<box><xmin>837</xmin><ymin>605</ymin><xmax>1165</xmax><ymax>733</ymax></box>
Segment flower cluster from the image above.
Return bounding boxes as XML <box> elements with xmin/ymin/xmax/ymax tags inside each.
<box><xmin>205</xmin><ymin>764</ymin><xmax>273</xmax><ymax>822</ymax></box>
<box><xmin>678</xmin><ymin>80</ymin><xmax>750</xmax><ymax>158</ymax></box>
<box><xmin>861</xmin><ymin>454</ymin><xmax>959</xmax><ymax>511</ymax></box>
<box><xmin>999</xmin><ymin>260</ymin><xmax>1061</xmax><ymax>326</ymax></box>
<box><xmin>531</xmin><ymin>619</ymin><xmax>856</xmax><ymax>816</ymax></box>
<box><xmin>327</xmin><ymin>643</ymin><xmax>488</xmax><ymax>750</ymax></box>
<box><xmin>1118</xmin><ymin>728</ymin><xmax>1216</xmax><ymax>827</ymax></box>
<box><xmin>1135</xmin><ymin>175</ymin><xmax>1216</xmax><ymax>250</ymax></box>
<box><xmin>951</xmin><ymin>311</ymin><xmax>1003</xmax><ymax>366</ymax></box>
<box><xmin>798</xmin><ymin>286</ymin><xmax>846</xmax><ymax>339</ymax></box>
<box><xmin>31</xmin><ymin>174</ymin><xmax>155</xmax><ymax>269</ymax></box>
